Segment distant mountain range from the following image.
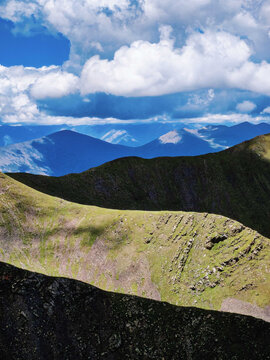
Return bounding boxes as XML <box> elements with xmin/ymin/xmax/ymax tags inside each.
<box><xmin>198</xmin><ymin>121</ymin><xmax>270</xmax><ymax>147</ymax></box>
<box><xmin>0</xmin><ymin>130</ymin><xmax>134</xmax><ymax>176</ymax></box>
<box><xmin>1</xmin><ymin>121</ymin><xmax>270</xmax><ymax>176</ymax></box>
<box><xmin>0</xmin><ymin>124</ymin><xmax>69</xmax><ymax>147</ymax></box>
<box><xmin>10</xmin><ymin>133</ymin><xmax>270</xmax><ymax>237</ymax></box>
<box><xmin>137</xmin><ymin>128</ymin><xmax>215</xmax><ymax>156</ymax></box>
<box><xmin>0</xmin><ymin>123</ymin><xmax>177</xmax><ymax>147</ymax></box>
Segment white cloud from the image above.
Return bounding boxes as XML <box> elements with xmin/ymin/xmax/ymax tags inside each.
<box><xmin>80</xmin><ymin>29</ymin><xmax>270</xmax><ymax>97</ymax></box>
<box><xmin>1</xmin><ymin>0</ymin><xmax>269</xmax><ymax>68</ymax></box>
<box><xmin>180</xmin><ymin>113</ymin><xmax>270</xmax><ymax>125</ymax></box>
<box><xmin>1</xmin><ymin>0</ymin><xmax>270</xmax><ymax>127</ymax></box>
<box><xmin>0</xmin><ymin>0</ymin><xmax>38</xmax><ymax>22</ymax></box>
<box><xmin>236</xmin><ymin>100</ymin><xmax>257</xmax><ymax>112</ymax></box>
<box><xmin>0</xmin><ymin>65</ymin><xmax>41</xmax><ymax>122</ymax></box>
<box><xmin>0</xmin><ymin>0</ymin><xmax>142</xmax><ymax>69</ymax></box>
<box><xmin>1</xmin><ymin>107</ymin><xmax>270</xmax><ymax>127</ymax></box>
<box><xmin>1</xmin><ymin>113</ymin><xmax>167</xmax><ymax>126</ymax></box>
<box><xmin>0</xmin><ymin>64</ymin><xmax>80</xmax><ymax>124</ymax></box>
<box><xmin>262</xmin><ymin>106</ymin><xmax>270</xmax><ymax>114</ymax></box>
<box><xmin>30</xmin><ymin>71</ymin><xmax>79</xmax><ymax>99</ymax></box>
<box><xmin>143</xmin><ymin>0</ymin><xmax>212</xmax><ymax>23</ymax></box>
<box><xmin>183</xmin><ymin>89</ymin><xmax>215</xmax><ymax>110</ymax></box>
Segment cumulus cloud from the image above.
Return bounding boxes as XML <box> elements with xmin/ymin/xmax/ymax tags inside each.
<box><xmin>236</xmin><ymin>100</ymin><xmax>257</xmax><ymax>112</ymax></box>
<box><xmin>0</xmin><ymin>0</ymin><xmax>38</xmax><ymax>22</ymax></box>
<box><xmin>0</xmin><ymin>0</ymin><xmax>143</xmax><ymax>68</ymax></box>
<box><xmin>30</xmin><ymin>71</ymin><xmax>79</xmax><ymax>99</ymax></box>
<box><xmin>1</xmin><ymin>0</ymin><xmax>270</xmax><ymax>126</ymax></box>
<box><xmin>0</xmin><ymin>64</ymin><xmax>79</xmax><ymax>123</ymax></box>
<box><xmin>1</xmin><ymin>0</ymin><xmax>270</xmax><ymax>66</ymax></box>
<box><xmin>0</xmin><ymin>64</ymin><xmax>43</xmax><ymax>122</ymax></box>
<box><xmin>80</xmin><ymin>29</ymin><xmax>270</xmax><ymax>97</ymax></box>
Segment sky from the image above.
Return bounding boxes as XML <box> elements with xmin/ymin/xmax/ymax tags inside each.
<box><xmin>1</xmin><ymin>0</ymin><xmax>270</xmax><ymax>134</ymax></box>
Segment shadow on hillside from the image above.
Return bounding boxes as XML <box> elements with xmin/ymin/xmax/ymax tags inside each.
<box><xmin>6</xmin><ymin>152</ymin><xmax>270</xmax><ymax>239</ymax></box>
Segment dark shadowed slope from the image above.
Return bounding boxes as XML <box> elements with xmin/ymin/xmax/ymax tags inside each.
<box><xmin>0</xmin><ymin>262</ymin><xmax>270</xmax><ymax>360</ymax></box>
<box><xmin>9</xmin><ymin>133</ymin><xmax>270</xmax><ymax>237</ymax></box>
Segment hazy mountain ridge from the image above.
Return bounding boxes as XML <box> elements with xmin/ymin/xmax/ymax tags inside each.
<box><xmin>1</xmin><ymin>121</ymin><xmax>270</xmax><ymax>147</ymax></box>
<box><xmin>0</xmin><ymin>130</ymin><xmax>135</xmax><ymax>176</ymax></box>
<box><xmin>1</xmin><ymin>122</ymin><xmax>270</xmax><ymax>176</ymax></box>
<box><xmin>0</xmin><ymin>125</ymin><xmax>69</xmax><ymax>147</ymax></box>
<box><xmin>136</xmin><ymin>128</ymin><xmax>216</xmax><ymax>157</ymax></box>
<box><xmin>199</xmin><ymin>122</ymin><xmax>270</xmax><ymax>147</ymax></box>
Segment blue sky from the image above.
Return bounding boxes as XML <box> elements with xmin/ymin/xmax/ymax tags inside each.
<box><xmin>0</xmin><ymin>18</ymin><xmax>69</xmax><ymax>67</ymax></box>
<box><xmin>1</xmin><ymin>0</ymin><xmax>270</xmax><ymax>136</ymax></box>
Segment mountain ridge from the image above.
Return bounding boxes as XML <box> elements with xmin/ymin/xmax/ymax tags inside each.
<box><xmin>1</xmin><ymin>121</ymin><xmax>270</xmax><ymax>176</ymax></box>
<box><xmin>9</xmin><ymin>133</ymin><xmax>270</xmax><ymax>237</ymax></box>
<box><xmin>1</xmin><ymin>171</ymin><xmax>270</xmax><ymax>318</ymax></box>
<box><xmin>0</xmin><ymin>130</ymin><xmax>135</xmax><ymax>176</ymax></box>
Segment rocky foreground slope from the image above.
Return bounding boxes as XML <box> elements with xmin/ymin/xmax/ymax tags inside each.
<box><xmin>9</xmin><ymin>133</ymin><xmax>270</xmax><ymax>238</ymax></box>
<box><xmin>0</xmin><ymin>173</ymin><xmax>269</xmax><ymax>319</ymax></box>
<box><xmin>0</xmin><ymin>261</ymin><xmax>270</xmax><ymax>360</ymax></box>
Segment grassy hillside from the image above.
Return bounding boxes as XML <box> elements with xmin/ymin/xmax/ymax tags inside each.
<box><xmin>1</xmin><ymin>262</ymin><xmax>270</xmax><ymax>360</ymax></box>
<box><xmin>9</xmin><ymin>133</ymin><xmax>270</xmax><ymax>238</ymax></box>
<box><xmin>0</xmin><ymin>173</ymin><xmax>270</xmax><ymax>319</ymax></box>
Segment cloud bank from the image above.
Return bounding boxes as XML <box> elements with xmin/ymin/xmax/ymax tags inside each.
<box><xmin>81</xmin><ymin>29</ymin><xmax>270</xmax><ymax>97</ymax></box>
<box><xmin>1</xmin><ymin>0</ymin><xmax>270</xmax><ymax>125</ymax></box>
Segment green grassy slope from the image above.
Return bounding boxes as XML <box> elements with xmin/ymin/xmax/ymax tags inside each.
<box><xmin>9</xmin><ymin>133</ymin><xmax>270</xmax><ymax>238</ymax></box>
<box><xmin>1</xmin><ymin>261</ymin><xmax>270</xmax><ymax>360</ymax></box>
<box><xmin>0</xmin><ymin>173</ymin><xmax>269</xmax><ymax>317</ymax></box>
